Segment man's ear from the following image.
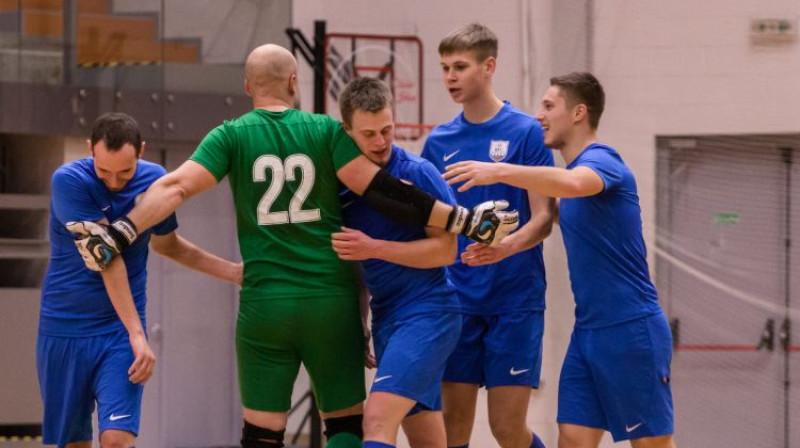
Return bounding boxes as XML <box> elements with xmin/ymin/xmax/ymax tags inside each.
<box><xmin>573</xmin><ymin>104</ymin><xmax>588</xmax><ymax>124</ymax></box>
<box><xmin>288</xmin><ymin>73</ymin><xmax>298</xmax><ymax>97</ymax></box>
<box><xmin>244</xmin><ymin>78</ymin><xmax>253</xmax><ymax>98</ymax></box>
<box><xmin>138</xmin><ymin>141</ymin><xmax>146</xmax><ymax>159</ymax></box>
<box><xmin>87</xmin><ymin>139</ymin><xmax>93</xmax><ymax>156</ymax></box>
<box><xmin>484</xmin><ymin>56</ymin><xmax>497</xmax><ymax>75</ymax></box>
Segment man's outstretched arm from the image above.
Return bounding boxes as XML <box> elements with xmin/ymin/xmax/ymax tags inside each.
<box><xmin>444</xmin><ymin>161</ymin><xmax>604</xmax><ymax>198</ymax></box>
<box><xmin>332</xmin><ymin>225</ymin><xmax>457</xmax><ymax>269</ymax></box>
<box><xmin>336</xmin><ymin>155</ymin><xmax>519</xmax><ymax>244</ymax></box>
<box><xmin>73</xmin><ymin>161</ymin><xmax>219</xmax><ymax>269</ymax></box>
<box><xmin>150</xmin><ymin>231</ymin><xmax>243</xmax><ymax>286</ymax></box>
<box><xmin>127</xmin><ymin>161</ymin><xmax>219</xmax><ymax>232</ymax></box>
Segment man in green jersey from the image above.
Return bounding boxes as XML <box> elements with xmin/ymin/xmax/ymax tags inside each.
<box><xmin>68</xmin><ymin>44</ymin><xmax>518</xmax><ymax>448</ymax></box>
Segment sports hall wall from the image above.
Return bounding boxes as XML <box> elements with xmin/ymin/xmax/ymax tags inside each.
<box><xmin>0</xmin><ymin>0</ymin><xmax>798</xmax><ymax>446</ymax></box>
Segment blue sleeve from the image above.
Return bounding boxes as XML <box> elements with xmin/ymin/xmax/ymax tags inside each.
<box><xmin>420</xmin><ymin>137</ymin><xmax>442</xmax><ymax>172</ymax></box>
<box><xmin>575</xmin><ymin>149</ymin><xmax>625</xmax><ymax>192</ymax></box>
<box><xmin>50</xmin><ymin>168</ymin><xmax>103</xmax><ymax>226</ymax></box>
<box><xmin>523</xmin><ymin>124</ymin><xmax>555</xmax><ymax>168</ymax></box>
<box><xmin>420</xmin><ymin>138</ymin><xmax>432</xmax><ymax>162</ymax></box>
<box><xmin>409</xmin><ymin>161</ymin><xmax>457</xmax><ymax>206</ymax></box>
<box><xmin>151</xmin><ymin>213</ymin><xmax>178</xmax><ymax>236</ymax></box>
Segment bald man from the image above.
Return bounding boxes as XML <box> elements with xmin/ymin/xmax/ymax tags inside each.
<box><xmin>67</xmin><ymin>44</ymin><xmax>519</xmax><ymax>448</ymax></box>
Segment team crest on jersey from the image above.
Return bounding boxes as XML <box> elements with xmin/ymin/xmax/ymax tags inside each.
<box><xmin>489</xmin><ymin>140</ymin><xmax>509</xmax><ymax>162</ymax></box>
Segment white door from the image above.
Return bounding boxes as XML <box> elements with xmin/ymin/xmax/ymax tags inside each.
<box><xmin>141</xmin><ymin>145</ymin><xmax>241</xmax><ymax>448</ymax></box>
<box><xmin>657</xmin><ymin>136</ymin><xmax>795</xmax><ymax>447</ymax></box>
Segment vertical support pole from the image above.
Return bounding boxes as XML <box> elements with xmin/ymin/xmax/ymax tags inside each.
<box><xmin>313</xmin><ymin>20</ymin><xmax>326</xmax><ymax>114</ymax></box>
<box><xmin>310</xmin><ymin>393</ymin><xmax>322</xmax><ymax>448</ymax></box>
<box><xmin>63</xmin><ymin>0</ymin><xmax>76</xmax><ymax>85</ymax></box>
<box><xmin>780</xmin><ymin>146</ymin><xmax>792</xmax><ymax>448</ymax></box>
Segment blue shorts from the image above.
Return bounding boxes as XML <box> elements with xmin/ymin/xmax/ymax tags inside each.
<box><xmin>557</xmin><ymin>313</ymin><xmax>674</xmax><ymax>442</ymax></box>
<box><xmin>37</xmin><ymin>329</ymin><xmax>143</xmax><ymax>447</ymax></box>
<box><xmin>443</xmin><ymin>311</ymin><xmax>544</xmax><ymax>388</ymax></box>
<box><xmin>372</xmin><ymin>312</ymin><xmax>461</xmax><ymax>415</ymax></box>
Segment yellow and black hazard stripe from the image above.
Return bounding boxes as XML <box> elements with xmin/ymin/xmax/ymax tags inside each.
<box><xmin>0</xmin><ymin>424</ymin><xmax>42</xmax><ymax>443</ymax></box>
<box><xmin>78</xmin><ymin>60</ymin><xmax>163</xmax><ymax>68</ymax></box>
<box><xmin>0</xmin><ymin>435</ymin><xmax>43</xmax><ymax>443</ymax></box>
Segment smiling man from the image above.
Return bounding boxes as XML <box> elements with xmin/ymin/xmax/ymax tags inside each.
<box><xmin>443</xmin><ymin>72</ymin><xmax>676</xmax><ymax>448</ymax></box>
<box><xmin>38</xmin><ymin>112</ymin><xmax>241</xmax><ymax>448</ymax></box>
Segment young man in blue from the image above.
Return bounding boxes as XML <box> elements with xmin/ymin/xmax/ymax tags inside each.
<box><xmin>421</xmin><ymin>23</ymin><xmax>554</xmax><ymax>448</ymax></box>
<box><xmin>39</xmin><ymin>112</ymin><xmax>242</xmax><ymax>448</ymax></box>
<box><xmin>444</xmin><ymin>72</ymin><xmax>676</xmax><ymax>448</ymax></box>
<box><xmin>331</xmin><ymin>77</ymin><xmax>463</xmax><ymax>448</ymax></box>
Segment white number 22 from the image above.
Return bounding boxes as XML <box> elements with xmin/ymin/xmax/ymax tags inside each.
<box><xmin>252</xmin><ymin>154</ymin><xmax>320</xmax><ymax>225</ymax></box>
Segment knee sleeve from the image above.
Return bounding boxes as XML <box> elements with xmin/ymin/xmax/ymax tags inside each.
<box><xmin>241</xmin><ymin>420</ymin><xmax>285</xmax><ymax>448</ymax></box>
<box><xmin>323</xmin><ymin>414</ymin><xmax>363</xmax><ymax>440</ymax></box>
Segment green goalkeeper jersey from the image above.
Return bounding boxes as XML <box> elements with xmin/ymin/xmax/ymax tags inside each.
<box><xmin>190</xmin><ymin>108</ymin><xmax>362</xmax><ymax>301</ymax></box>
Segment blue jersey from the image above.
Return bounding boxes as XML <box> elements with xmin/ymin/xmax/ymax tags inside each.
<box><xmin>40</xmin><ymin>158</ymin><xmax>178</xmax><ymax>337</ymax></box>
<box><xmin>560</xmin><ymin>143</ymin><xmax>662</xmax><ymax>329</ymax></box>
<box><xmin>341</xmin><ymin>146</ymin><xmax>460</xmax><ymax>324</ymax></box>
<box><xmin>422</xmin><ymin>102</ymin><xmax>554</xmax><ymax>314</ymax></box>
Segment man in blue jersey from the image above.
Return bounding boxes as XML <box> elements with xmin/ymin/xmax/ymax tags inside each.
<box><xmin>39</xmin><ymin>112</ymin><xmax>242</xmax><ymax>448</ymax></box>
<box><xmin>331</xmin><ymin>77</ymin><xmax>463</xmax><ymax>448</ymax></box>
<box><xmin>421</xmin><ymin>23</ymin><xmax>554</xmax><ymax>448</ymax></box>
<box><xmin>444</xmin><ymin>72</ymin><xmax>676</xmax><ymax>448</ymax></box>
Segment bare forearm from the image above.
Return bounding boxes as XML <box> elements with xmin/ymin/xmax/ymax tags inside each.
<box><xmin>373</xmin><ymin>237</ymin><xmax>456</xmax><ymax>268</ymax></box>
<box><xmin>127</xmin><ymin>161</ymin><xmax>218</xmax><ymax>232</ymax></box>
<box><xmin>101</xmin><ymin>258</ymin><xmax>145</xmax><ymax>337</ymax></box>
<box><xmin>497</xmin><ymin>165</ymin><xmax>583</xmax><ymax>198</ymax></box>
<box><xmin>505</xmin><ymin>194</ymin><xmax>555</xmax><ymax>253</ymax></box>
<box><xmin>154</xmin><ymin>235</ymin><xmax>241</xmax><ymax>285</ymax></box>
<box><xmin>503</xmin><ymin>217</ymin><xmax>551</xmax><ymax>255</ymax></box>
<box><xmin>127</xmin><ymin>176</ymin><xmax>187</xmax><ymax>232</ymax></box>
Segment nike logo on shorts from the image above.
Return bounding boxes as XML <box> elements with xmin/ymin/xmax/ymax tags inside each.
<box><xmin>625</xmin><ymin>422</ymin><xmax>643</xmax><ymax>433</ymax></box>
<box><xmin>374</xmin><ymin>375</ymin><xmax>393</xmax><ymax>383</ymax></box>
<box><xmin>443</xmin><ymin>150</ymin><xmax>460</xmax><ymax>162</ymax></box>
<box><xmin>509</xmin><ymin>367</ymin><xmax>530</xmax><ymax>376</ymax></box>
<box><xmin>109</xmin><ymin>414</ymin><xmax>131</xmax><ymax>421</ymax></box>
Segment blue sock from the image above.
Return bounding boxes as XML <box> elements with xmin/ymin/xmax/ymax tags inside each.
<box><xmin>531</xmin><ymin>432</ymin><xmax>545</xmax><ymax>448</ymax></box>
<box><xmin>363</xmin><ymin>442</ymin><xmax>395</xmax><ymax>448</ymax></box>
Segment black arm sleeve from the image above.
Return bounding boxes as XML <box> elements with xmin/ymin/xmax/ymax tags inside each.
<box><xmin>362</xmin><ymin>169</ymin><xmax>437</xmax><ymax>227</ymax></box>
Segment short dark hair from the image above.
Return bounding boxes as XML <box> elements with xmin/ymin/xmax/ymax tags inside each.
<box><xmin>438</xmin><ymin>23</ymin><xmax>498</xmax><ymax>62</ymax></box>
<box><xmin>90</xmin><ymin>112</ymin><xmax>143</xmax><ymax>152</ymax></box>
<box><xmin>550</xmin><ymin>72</ymin><xmax>605</xmax><ymax>130</ymax></box>
<box><xmin>339</xmin><ymin>77</ymin><xmax>393</xmax><ymax>127</ymax></box>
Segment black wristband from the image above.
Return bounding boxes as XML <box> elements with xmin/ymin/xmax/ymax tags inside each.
<box><xmin>446</xmin><ymin>205</ymin><xmax>471</xmax><ymax>235</ymax></box>
<box><xmin>107</xmin><ymin>217</ymin><xmax>138</xmax><ymax>250</ymax></box>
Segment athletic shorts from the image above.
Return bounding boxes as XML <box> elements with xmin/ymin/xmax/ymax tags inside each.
<box><xmin>557</xmin><ymin>312</ymin><xmax>675</xmax><ymax>442</ymax></box>
<box><xmin>37</xmin><ymin>328</ymin><xmax>143</xmax><ymax>447</ymax></box>
<box><xmin>443</xmin><ymin>310</ymin><xmax>544</xmax><ymax>388</ymax></box>
<box><xmin>236</xmin><ymin>296</ymin><xmax>366</xmax><ymax>413</ymax></box>
<box><xmin>371</xmin><ymin>312</ymin><xmax>461</xmax><ymax>415</ymax></box>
